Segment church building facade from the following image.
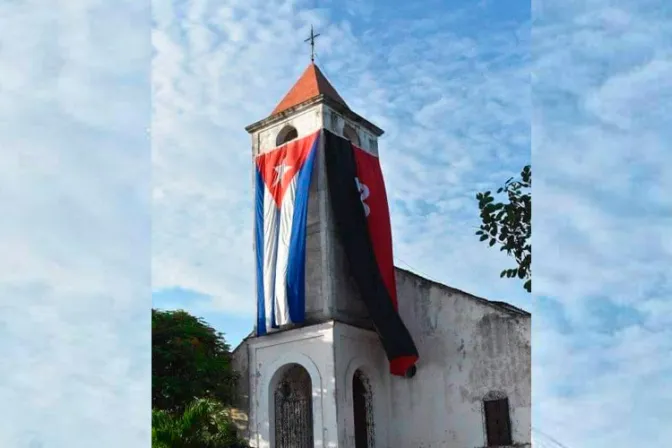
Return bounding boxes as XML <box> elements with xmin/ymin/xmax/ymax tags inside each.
<box><xmin>230</xmin><ymin>63</ymin><xmax>531</xmax><ymax>448</ymax></box>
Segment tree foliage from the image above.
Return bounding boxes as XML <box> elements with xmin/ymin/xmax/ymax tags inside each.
<box><xmin>475</xmin><ymin>165</ymin><xmax>531</xmax><ymax>293</ymax></box>
<box><xmin>152</xmin><ymin>309</ymin><xmax>238</xmax><ymax>413</ymax></box>
<box><xmin>152</xmin><ymin>398</ymin><xmax>248</xmax><ymax>448</ymax></box>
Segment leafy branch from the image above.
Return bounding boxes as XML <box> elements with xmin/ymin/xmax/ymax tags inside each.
<box><xmin>475</xmin><ymin>165</ymin><xmax>531</xmax><ymax>293</ymax></box>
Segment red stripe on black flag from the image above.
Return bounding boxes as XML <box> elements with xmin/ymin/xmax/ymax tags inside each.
<box><xmin>324</xmin><ymin>130</ymin><xmax>419</xmax><ymax>377</ymax></box>
<box><xmin>351</xmin><ymin>144</ymin><xmax>398</xmax><ymax>310</ymax></box>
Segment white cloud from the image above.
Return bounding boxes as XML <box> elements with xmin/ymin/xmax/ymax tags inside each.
<box><xmin>0</xmin><ymin>0</ymin><xmax>150</xmax><ymax>446</ymax></box>
<box><xmin>533</xmin><ymin>0</ymin><xmax>672</xmax><ymax>445</ymax></box>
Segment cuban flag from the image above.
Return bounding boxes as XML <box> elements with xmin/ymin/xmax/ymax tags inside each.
<box><xmin>255</xmin><ymin>130</ymin><xmax>319</xmax><ymax>336</ymax></box>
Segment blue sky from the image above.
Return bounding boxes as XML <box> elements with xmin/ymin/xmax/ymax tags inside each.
<box><xmin>1</xmin><ymin>0</ymin><xmax>670</xmax><ymax>447</ymax></box>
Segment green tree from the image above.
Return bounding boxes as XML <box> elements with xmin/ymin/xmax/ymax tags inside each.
<box><xmin>152</xmin><ymin>309</ymin><xmax>238</xmax><ymax>413</ymax></box>
<box><xmin>152</xmin><ymin>398</ymin><xmax>248</xmax><ymax>448</ymax></box>
<box><xmin>475</xmin><ymin>165</ymin><xmax>531</xmax><ymax>293</ymax></box>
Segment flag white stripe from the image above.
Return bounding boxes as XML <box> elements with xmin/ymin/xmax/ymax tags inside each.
<box><xmin>274</xmin><ymin>176</ymin><xmax>297</xmax><ymax>327</ymax></box>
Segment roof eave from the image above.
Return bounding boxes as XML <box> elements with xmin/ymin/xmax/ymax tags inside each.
<box><xmin>245</xmin><ymin>95</ymin><xmax>385</xmax><ymax>137</ymax></box>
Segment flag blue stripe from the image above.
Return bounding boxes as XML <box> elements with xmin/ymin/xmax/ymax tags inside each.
<box><xmin>255</xmin><ymin>166</ymin><xmax>266</xmax><ymax>336</ymax></box>
<box><xmin>286</xmin><ymin>134</ymin><xmax>319</xmax><ymax>323</ymax></box>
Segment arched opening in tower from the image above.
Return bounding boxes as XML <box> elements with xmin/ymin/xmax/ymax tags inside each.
<box><xmin>353</xmin><ymin>369</ymin><xmax>375</xmax><ymax>448</ymax></box>
<box><xmin>342</xmin><ymin>123</ymin><xmax>360</xmax><ymax>146</ymax></box>
<box><xmin>276</xmin><ymin>125</ymin><xmax>299</xmax><ymax>146</ymax></box>
<box><xmin>273</xmin><ymin>363</ymin><xmax>313</xmax><ymax>448</ymax></box>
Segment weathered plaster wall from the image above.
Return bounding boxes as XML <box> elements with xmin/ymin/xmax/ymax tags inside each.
<box><xmin>333</xmin><ymin>322</ymin><xmax>390</xmax><ymax>448</ymax></box>
<box><xmin>385</xmin><ymin>268</ymin><xmax>532</xmax><ymax>448</ymax></box>
<box><xmin>229</xmin><ymin>339</ymin><xmax>251</xmax><ymax>438</ymax></box>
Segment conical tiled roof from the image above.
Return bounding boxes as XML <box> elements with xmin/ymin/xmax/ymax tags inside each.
<box><xmin>271</xmin><ymin>63</ymin><xmax>348</xmax><ymax>115</ymax></box>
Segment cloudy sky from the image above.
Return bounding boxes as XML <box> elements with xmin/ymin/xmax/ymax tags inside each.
<box><xmin>1</xmin><ymin>0</ymin><xmax>670</xmax><ymax>447</ymax></box>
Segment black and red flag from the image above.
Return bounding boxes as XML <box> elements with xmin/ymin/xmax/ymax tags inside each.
<box><xmin>324</xmin><ymin>129</ymin><xmax>419</xmax><ymax>377</ymax></box>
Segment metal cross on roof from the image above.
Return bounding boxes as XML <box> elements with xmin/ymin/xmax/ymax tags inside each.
<box><xmin>304</xmin><ymin>25</ymin><xmax>321</xmax><ymax>62</ymax></box>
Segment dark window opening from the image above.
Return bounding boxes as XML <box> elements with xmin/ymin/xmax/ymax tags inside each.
<box><xmin>343</xmin><ymin>124</ymin><xmax>360</xmax><ymax>146</ymax></box>
<box><xmin>276</xmin><ymin>126</ymin><xmax>298</xmax><ymax>146</ymax></box>
<box><xmin>484</xmin><ymin>397</ymin><xmax>512</xmax><ymax>446</ymax></box>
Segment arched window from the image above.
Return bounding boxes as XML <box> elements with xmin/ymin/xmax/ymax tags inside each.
<box><xmin>483</xmin><ymin>392</ymin><xmax>512</xmax><ymax>446</ymax></box>
<box><xmin>274</xmin><ymin>364</ymin><xmax>313</xmax><ymax>448</ymax></box>
<box><xmin>276</xmin><ymin>125</ymin><xmax>298</xmax><ymax>146</ymax></box>
<box><xmin>352</xmin><ymin>369</ymin><xmax>375</xmax><ymax>448</ymax></box>
<box><xmin>342</xmin><ymin>123</ymin><xmax>360</xmax><ymax>146</ymax></box>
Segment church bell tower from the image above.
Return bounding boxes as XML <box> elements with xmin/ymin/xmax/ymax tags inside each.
<box><xmin>243</xmin><ymin>62</ymin><xmax>399</xmax><ymax>448</ymax></box>
<box><xmin>245</xmin><ymin>62</ymin><xmax>385</xmax><ymax>330</ymax></box>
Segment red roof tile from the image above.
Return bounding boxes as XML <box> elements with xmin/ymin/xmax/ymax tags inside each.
<box><xmin>271</xmin><ymin>63</ymin><xmax>348</xmax><ymax>115</ymax></box>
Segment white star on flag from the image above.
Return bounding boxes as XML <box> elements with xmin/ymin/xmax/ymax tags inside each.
<box><xmin>273</xmin><ymin>161</ymin><xmax>293</xmax><ymax>186</ymax></box>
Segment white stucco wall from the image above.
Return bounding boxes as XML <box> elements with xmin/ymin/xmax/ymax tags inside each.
<box><xmin>238</xmin><ymin>271</ymin><xmax>531</xmax><ymax>448</ymax></box>
<box><xmin>330</xmin><ymin>273</ymin><xmax>531</xmax><ymax>448</ymax></box>
<box><xmin>250</xmin><ymin>104</ymin><xmax>377</xmax><ymax>157</ymax></box>
<box><xmin>384</xmin><ymin>268</ymin><xmax>532</xmax><ymax>448</ymax></box>
<box><xmin>333</xmin><ymin>323</ymin><xmax>390</xmax><ymax>448</ymax></box>
<box><xmin>247</xmin><ymin>321</ymin><xmax>340</xmax><ymax>448</ymax></box>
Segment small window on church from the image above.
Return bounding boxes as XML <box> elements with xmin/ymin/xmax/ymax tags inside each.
<box><xmin>276</xmin><ymin>125</ymin><xmax>298</xmax><ymax>146</ymax></box>
<box><xmin>343</xmin><ymin>123</ymin><xmax>360</xmax><ymax>146</ymax></box>
<box><xmin>330</xmin><ymin>111</ymin><xmax>339</xmax><ymax>131</ymax></box>
<box><xmin>484</xmin><ymin>396</ymin><xmax>512</xmax><ymax>446</ymax></box>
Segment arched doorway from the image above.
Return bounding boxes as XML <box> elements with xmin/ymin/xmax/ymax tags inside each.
<box><xmin>273</xmin><ymin>363</ymin><xmax>313</xmax><ymax>448</ymax></box>
<box><xmin>352</xmin><ymin>369</ymin><xmax>375</xmax><ymax>448</ymax></box>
